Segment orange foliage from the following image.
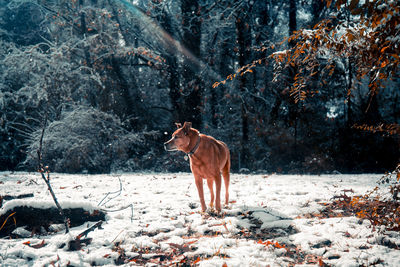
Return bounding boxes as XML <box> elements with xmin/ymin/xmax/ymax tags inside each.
<box><xmin>315</xmin><ymin>164</ymin><xmax>400</xmax><ymax>232</ymax></box>
<box><xmin>273</xmin><ymin>0</ymin><xmax>400</xmax><ymax>102</ymax></box>
<box><xmin>213</xmin><ymin>0</ymin><xmax>400</xmax><ymax>105</ymax></box>
<box><xmin>257</xmin><ymin>239</ymin><xmax>286</xmax><ymax>249</ymax></box>
<box><xmin>352</xmin><ymin>123</ymin><xmax>400</xmax><ymax>136</ymax></box>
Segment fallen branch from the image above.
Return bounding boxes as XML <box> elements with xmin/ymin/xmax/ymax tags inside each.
<box><xmin>2</xmin><ymin>193</ymin><xmax>34</xmax><ymax>200</ymax></box>
<box><xmin>0</xmin><ymin>206</ymin><xmax>105</xmax><ymax>238</ymax></box>
<box><xmin>67</xmin><ymin>221</ymin><xmax>103</xmax><ymax>251</ymax></box>
<box><xmin>76</xmin><ymin>221</ymin><xmax>103</xmax><ymax>240</ymax></box>
<box><xmin>0</xmin><ymin>194</ymin><xmax>34</xmax><ymax>208</ymax></box>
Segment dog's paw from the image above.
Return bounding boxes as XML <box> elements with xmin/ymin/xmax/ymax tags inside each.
<box><xmin>199</xmin><ymin>210</ymin><xmax>209</xmax><ymax>218</ymax></box>
<box><xmin>214</xmin><ymin>211</ymin><xmax>226</xmax><ymax>218</ymax></box>
<box><xmin>206</xmin><ymin>209</ymin><xmax>224</xmax><ymax>217</ymax></box>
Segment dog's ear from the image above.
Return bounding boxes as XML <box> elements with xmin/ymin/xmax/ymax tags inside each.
<box><xmin>183</xmin><ymin>122</ymin><xmax>192</xmax><ymax>135</ymax></box>
<box><xmin>175</xmin><ymin>122</ymin><xmax>182</xmax><ymax>129</ymax></box>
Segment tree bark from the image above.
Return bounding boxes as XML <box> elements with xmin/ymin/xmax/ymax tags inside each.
<box><xmin>288</xmin><ymin>0</ymin><xmax>299</xmax><ymax>152</ymax></box>
<box><xmin>289</xmin><ymin>0</ymin><xmax>297</xmax><ymax>37</ymax></box>
<box><xmin>181</xmin><ymin>0</ymin><xmax>202</xmax><ymax>128</ymax></box>
<box><xmin>209</xmin><ymin>32</ymin><xmax>219</xmax><ymax>127</ymax></box>
<box><xmin>156</xmin><ymin>6</ymin><xmax>181</xmax><ymax>123</ymax></box>
<box><xmin>236</xmin><ymin>11</ymin><xmax>252</xmax><ymax>169</ymax></box>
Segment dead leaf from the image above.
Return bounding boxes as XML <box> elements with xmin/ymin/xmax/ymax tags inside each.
<box><xmin>31</xmin><ymin>240</ymin><xmax>46</xmax><ymax>249</ymax></box>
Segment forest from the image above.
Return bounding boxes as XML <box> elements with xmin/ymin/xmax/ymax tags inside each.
<box><xmin>1</xmin><ymin>1</ymin><xmax>400</xmax><ymax>266</ymax></box>
<box><xmin>0</xmin><ymin>0</ymin><xmax>399</xmax><ymax>174</ymax></box>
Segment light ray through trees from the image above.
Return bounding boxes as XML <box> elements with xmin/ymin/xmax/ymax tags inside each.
<box><xmin>117</xmin><ymin>0</ymin><xmax>222</xmax><ymax>82</ymax></box>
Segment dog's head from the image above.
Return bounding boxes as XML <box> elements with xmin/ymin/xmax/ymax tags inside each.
<box><xmin>164</xmin><ymin>122</ymin><xmax>193</xmax><ymax>152</ymax></box>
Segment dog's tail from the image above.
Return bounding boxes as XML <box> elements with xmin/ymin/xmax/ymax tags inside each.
<box><xmin>222</xmin><ymin>150</ymin><xmax>230</xmax><ymax>177</ymax></box>
<box><xmin>222</xmin><ymin>150</ymin><xmax>230</xmax><ymax>205</ymax></box>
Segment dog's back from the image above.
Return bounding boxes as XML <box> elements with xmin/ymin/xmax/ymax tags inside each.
<box><xmin>192</xmin><ymin>134</ymin><xmax>230</xmax><ymax>174</ymax></box>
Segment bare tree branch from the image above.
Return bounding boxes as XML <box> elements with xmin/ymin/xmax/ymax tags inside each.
<box><xmin>37</xmin><ymin>112</ymin><xmax>70</xmax><ymax>234</ymax></box>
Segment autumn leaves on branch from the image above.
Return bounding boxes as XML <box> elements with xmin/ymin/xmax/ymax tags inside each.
<box><xmin>214</xmin><ymin>0</ymin><xmax>400</xmax><ymax>107</ymax></box>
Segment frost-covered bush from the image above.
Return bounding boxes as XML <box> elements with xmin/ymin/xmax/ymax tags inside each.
<box><xmin>24</xmin><ymin>106</ymin><xmax>146</xmax><ymax>173</ymax></box>
<box><xmin>1</xmin><ymin>0</ymin><xmax>49</xmax><ymax>45</ymax></box>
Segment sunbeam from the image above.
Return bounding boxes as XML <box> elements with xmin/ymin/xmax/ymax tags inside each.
<box><xmin>116</xmin><ymin>0</ymin><xmax>222</xmax><ymax>82</ymax></box>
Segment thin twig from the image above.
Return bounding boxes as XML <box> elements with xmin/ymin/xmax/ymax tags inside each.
<box><xmin>100</xmin><ymin>204</ymin><xmax>134</xmax><ymax>222</ymax></box>
<box><xmin>37</xmin><ymin>112</ymin><xmax>70</xmax><ymax>234</ymax></box>
<box><xmin>111</xmin><ymin>230</ymin><xmax>125</xmax><ymax>243</ymax></box>
<box><xmin>0</xmin><ymin>212</ymin><xmax>16</xmax><ymax>232</ymax></box>
<box><xmin>38</xmin><ymin>171</ymin><xmax>70</xmax><ymax>233</ymax></box>
<box><xmin>98</xmin><ymin>176</ymin><xmax>122</xmax><ymax>206</ymax></box>
<box><xmin>98</xmin><ymin>177</ymin><xmax>134</xmax><ymax>221</ymax></box>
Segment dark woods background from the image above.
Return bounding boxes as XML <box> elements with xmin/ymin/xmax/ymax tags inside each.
<box><xmin>0</xmin><ymin>0</ymin><xmax>399</xmax><ymax>174</ymax></box>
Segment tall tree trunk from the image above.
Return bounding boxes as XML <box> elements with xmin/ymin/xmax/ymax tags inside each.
<box><xmin>288</xmin><ymin>0</ymin><xmax>298</xmax><ymax>152</ymax></box>
<box><xmin>256</xmin><ymin>3</ymin><xmax>273</xmax><ymax>124</ymax></box>
<box><xmin>216</xmin><ymin>38</ymin><xmax>232</xmax><ymax>126</ymax></box>
<box><xmin>107</xmin><ymin>3</ymin><xmax>136</xmax><ymax>120</ymax></box>
<box><xmin>345</xmin><ymin>8</ymin><xmax>355</xmax><ymax>128</ymax></box>
<box><xmin>289</xmin><ymin>0</ymin><xmax>297</xmax><ymax>37</ymax></box>
<box><xmin>167</xmin><ymin>54</ymin><xmax>181</xmax><ymax>122</ymax></box>
<box><xmin>79</xmin><ymin>0</ymin><xmax>92</xmax><ymax>68</ymax></box>
<box><xmin>181</xmin><ymin>0</ymin><xmax>202</xmax><ymax>128</ymax></box>
<box><xmin>311</xmin><ymin>0</ymin><xmax>325</xmax><ymax>26</ymax></box>
<box><xmin>110</xmin><ymin>55</ymin><xmax>136</xmax><ymax>118</ymax></box>
<box><xmin>364</xmin><ymin>93</ymin><xmax>381</xmax><ymax>124</ymax></box>
<box><xmin>236</xmin><ymin>12</ymin><xmax>251</xmax><ymax>169</ymax></box>
<box><xmin>208</xmin><ymin>32</ymin><xmax>219</xmax><ymax>127</ymax></box>
<box><xmin>341</xmin><ymin>10</ymin><xmax>355</xmax><ymax>171</ymax></box>
<box><xmin>157</xmin><ymin>6</ymin><xmax>181</xmax><ymax>123</ymax></box>
<box><xmin>346</xmin><ymin>58</ymin><xmax>353</xmax><ymax>128</ymax></box>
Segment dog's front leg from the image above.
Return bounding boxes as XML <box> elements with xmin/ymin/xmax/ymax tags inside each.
<box><xmin>206</xmin><ymin>178</ymin><xmax>215</xmax><ymax>210</ymax></box>
<box><xmin>194</xmin><ymin>175</ymin><xmax>207</xmax><ymax>212</ymax></box>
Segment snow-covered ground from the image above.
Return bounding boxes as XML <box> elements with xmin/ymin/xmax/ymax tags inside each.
<box><xmin>1</xmin><ymin>172</ymin><xmax>400</xmax><ymax>266</ymax></box>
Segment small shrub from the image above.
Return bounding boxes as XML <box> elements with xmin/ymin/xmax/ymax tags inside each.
<box><xmin>23</xmin><ymin>106</ymin><xmax>145</xmax><ymax>173</ymax></box>
<box><xmin>324</xmin><ymin>164</ymin><xmax>400</xmax><ymax>232</ymax></box>
<box><xmin>357</xmin><ymin>163</ymin><xmax>400</xmax><ymax>232</ymax></box>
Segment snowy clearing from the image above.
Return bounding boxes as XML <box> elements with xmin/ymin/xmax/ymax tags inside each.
<box><xmin>1</xmin><ymin>172</ymin><xmax>400</xmax><ymax>266</ymax></box>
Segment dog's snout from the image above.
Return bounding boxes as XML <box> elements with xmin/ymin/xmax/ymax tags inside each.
<box><xmin>164</xmin><ymin>139</ymin><xmax>178</xmax><ymax>152</ymax></box>
<box><xmin>164</xmin><ymin>140</ymin><xmax>172</xmax><ymax>151</ymax></box>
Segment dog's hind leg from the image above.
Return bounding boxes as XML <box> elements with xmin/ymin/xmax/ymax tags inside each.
<box><xmin>215</xmin><ymin>174</ymin><xmax>222</xmax><ymax>212</ymax></box>
<box><xmin>222</xmin><ymin>158</ymin><xmax>230</xmax><ymax>206</ymax></box>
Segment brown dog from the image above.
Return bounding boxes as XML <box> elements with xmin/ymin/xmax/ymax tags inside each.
<box><xmin>164</xmin><ymin>122</ymin><xmax>230</xmax><ymax>212</ymax></box>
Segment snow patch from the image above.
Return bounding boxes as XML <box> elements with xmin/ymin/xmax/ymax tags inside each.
<box><xmin>0</xmin><ymin>172</ymin><xmax>399</xmax><ymax>266</ymax></box>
